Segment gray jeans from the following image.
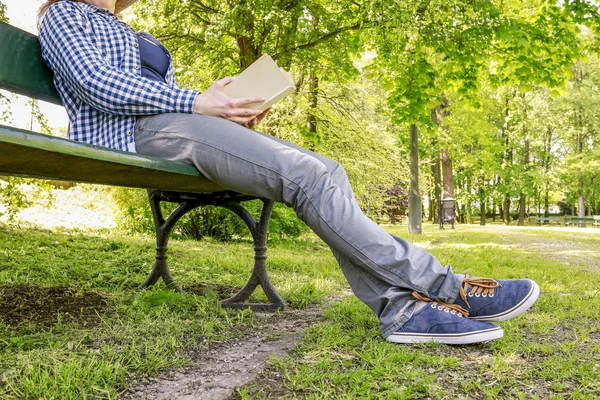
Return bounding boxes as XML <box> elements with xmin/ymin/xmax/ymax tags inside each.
<box><xmin>134</xmin><ymin>113</ymin><xmax>464</xmax><ymax>338</ymax></box>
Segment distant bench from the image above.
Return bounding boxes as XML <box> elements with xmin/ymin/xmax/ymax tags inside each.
<box><xmin>0</xmin><ymin>21</ymin><xmax>285</xmax><ymax>311</ymax></box>
<box><xmin>565</xmin><ymin>216</ymin><xmax>600</xmax><ymax>228</ymax></box>
<box><xmin>535</xmin><ymin>217</ymin><xmax>561</xmax><ymax>226</ymax></box>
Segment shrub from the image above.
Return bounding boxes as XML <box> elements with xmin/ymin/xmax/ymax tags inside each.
<box><xmin>0</xmin><ymin>178</ymin><xmax>53</xmax><ymax>222</ymax></box>
<box><xmin>110</xmin><ymin>188</ymin><xmax>309</xmax><ymax>241</ymax></box>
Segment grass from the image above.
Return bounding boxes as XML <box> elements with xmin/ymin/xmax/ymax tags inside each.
<box><xmin>0</xmin><ymin>224</ymin><xmax>347</xmax><ymax>399</ymax></box>
<box><xmin>237</xmin><ymin>224</ymin><xmax>600</xmax><ymax>400</ymax></box>
<box><xmin>1</xmin><ymin>217</ymin><xmax>600</xmax><ymax>399</ymax></box>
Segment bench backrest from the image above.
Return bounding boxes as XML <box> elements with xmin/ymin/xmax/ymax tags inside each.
<box><xmin>0</xmin><ymin>21</ymin><xmax>61</xmax><ymax>105</ymax></box>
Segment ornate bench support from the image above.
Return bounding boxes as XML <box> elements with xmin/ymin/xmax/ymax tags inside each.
<box><xmin>140</xmin><ymin>190</ymin><xmax>285</xmax><ymax>311</ymax></box>
<box><xmin>219</xmin><ymin>199</ymin><xmax>285</xmax><ymax>311</ymax></box>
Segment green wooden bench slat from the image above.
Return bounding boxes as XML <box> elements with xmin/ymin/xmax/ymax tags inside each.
<box><xmin>0</xmin><ymin>124</ymin><xmax>227</xmax><ymax>193</ymax></box>
<box><xmin>0</xmin><ymin>21</ymin><xmax>61</xmax><ymax>105</ymax></box>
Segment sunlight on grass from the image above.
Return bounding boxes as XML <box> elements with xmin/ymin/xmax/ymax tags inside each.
<box><xmin>439</xmin><ymin>242</ymin><xmax>518</xmax><ymax>249</ymax></box>
<box><xmin>0</xmin><ymin>184</ymin><xmax>116</xmax><ymax>231</ymax></box>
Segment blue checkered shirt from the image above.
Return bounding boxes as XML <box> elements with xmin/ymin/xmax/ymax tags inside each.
<box><xmin>38</xmin><ymin>1</ymin><xmax>199</xmax><ymax>152</ymax></box>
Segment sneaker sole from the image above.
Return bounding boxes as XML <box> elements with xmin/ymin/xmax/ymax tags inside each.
<box><xmin>471</xmin><ymin>280</ymin><xmax>540</xmax><ymax>322</ymax></box>
<box><xmin>386</xmin><ymin>326</ymin><xmax>503</xmax><ymax>345</ymax></box>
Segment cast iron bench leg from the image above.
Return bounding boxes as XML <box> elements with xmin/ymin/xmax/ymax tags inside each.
<box><xmin>139</xmin><ymin>190</ymin><xmax>195</xmax><ymax>292</ymax></box>
<box><xmin>140</xmin><ymin>190</ymin><xmax>285</xmax><ymax>311</ymax></box>
<box><xmin>219</xmin><ymin>199</ymin><xmax>285</xmax><ymax>311</ymax></box>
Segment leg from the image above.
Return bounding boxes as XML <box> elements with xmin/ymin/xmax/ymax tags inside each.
<box><xmin>256</xmin><ymin>132</ymin><xmax>452</xmax><ymax>335</ymax></box>
<box><xmin>263</xmin><ymin>132</ymin><xmax>539</xmax><ymax>340</ymax></box>
<box><xmin>134</xmin><ymin>114</ymin><xmax>462</xmax><ymax>335</ymax></box>
<box><xmin>134</xmin><ymin>114</ymin><xmax>538</xmax><ymax>343</ymax></box>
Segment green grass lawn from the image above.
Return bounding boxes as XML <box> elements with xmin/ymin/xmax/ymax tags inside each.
<box><xmin>237</xmin><ymin>224</ymin><xmax>600</xmax><ymax>399</ymax></box>
<box><xmin>0</xmin><ymin>224</ymin><xmax>347</xmax><ymax>399</ymax></box>
<box><xmin>1</xmin><ymin>222</ymin><xmax>600</xmax><ymax>399</ymax></box>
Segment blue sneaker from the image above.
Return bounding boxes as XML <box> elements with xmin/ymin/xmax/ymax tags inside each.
<box><xmin>452</xmin><ymin>277</ymin><xmax>540</xmax><ymax>322</ymax></box>
<box><xmin>386</xmin><ymin>292</ymin><xmax>503</xmax><ymax>345</ymax></box>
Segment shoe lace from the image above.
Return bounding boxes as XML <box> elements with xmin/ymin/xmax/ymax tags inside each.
<box><xmin>459</xmin><ymin>276</ymin><xmax>501</xmax><ymax>307</ymax></box>
<box><xmin>412</xmin><ymin>291</ymin><xmax>469</xmax><ymax>318</ymax></box>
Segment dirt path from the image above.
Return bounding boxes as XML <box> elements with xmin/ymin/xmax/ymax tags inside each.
<box><xmin>119</xmin><ymin>306</ymin><xmax>326</xmax><ymax>400</ymax></box>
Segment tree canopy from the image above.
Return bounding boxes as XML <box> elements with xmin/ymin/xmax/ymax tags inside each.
<box><xmin>3</xmin><ymin>0</ymin><xmax>600</xmax><ymax>229</ymax></box>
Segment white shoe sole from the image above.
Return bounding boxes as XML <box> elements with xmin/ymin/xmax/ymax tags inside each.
<box><xmin>471</xmin><ymin>280</ymin><xmax>540</xmax><ymax>322</ymax></box>
<box><xmin>386</xmin><ymin>326</ymin><xmax>503</xmax><ymax>345</ymax></box>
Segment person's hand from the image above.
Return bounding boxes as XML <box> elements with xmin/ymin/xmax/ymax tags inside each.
<box><xmin>242</xmin><ymin>107</ymin><xmax>271</xmax><ymax>130</ymax></box>
<box><xmin>193</xmin><ymin>77</ymin><xmax>265</xmax><ymax>125</ymax></box>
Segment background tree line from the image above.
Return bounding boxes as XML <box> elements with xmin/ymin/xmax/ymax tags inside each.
<box><xmin>1</xmin><ymin>0</ymin><xmax>599</xmax><ymax>237</ymax></box>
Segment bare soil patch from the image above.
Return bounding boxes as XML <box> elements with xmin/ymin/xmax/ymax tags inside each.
<box><xmin>119</xmin><ymin>306</ymin><xmax>326</xmax><ymax>400</ymax></box>
<box><xmin>0</xmin><ymin>284</ymin><xmax>110</xmax><ymax>328</ymax></box>
<box><xmin>184</xmin><ymin>282</ymin><xmax>243</xmax><ymax>299</ymax></box>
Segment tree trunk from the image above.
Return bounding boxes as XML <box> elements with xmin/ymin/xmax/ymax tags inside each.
<box><xmin>518</xmin><ymin>194</ymin><xmax>526</xmax><ymax>225</ymax></box>
<box><xmin>432</xmin><ymin>98</ymin><xmax>455</xmax><ymax>212</ymax></box>
<box><xmin>466</xmin><ymin>176</ymin><xmax>473</xmax><ymax>224</ymax></box>
<box><xmin>498</xmin><ymin>201</ymin><xmax>503</xmax><ymax>223</ymax></box>
<box><xmin>236</xmin><ymin>14</ymin><xmax>260</xmax><ymax>69</ymax></box>
<box><xmin>501</xmin><ymin>90</ymin><xmax>513</xmax><ymax>225</ymax></box>
<box><xmin>305</xmin><ymin>72</ymin><xmax>319</xmax><ymax>151</ymax></box>
<box><xmin>433</xmin><ymin>153</ymin><xmax>442</xmax><ymax>228</ymax></box>
<box><xmin>428</xmin><ymin>189</ymin><xmax>435</xmax><ymax>222</ymax></box>
<box><xmin>442</xmin><ymin>148</ymin><xmax>454</xmax><ymax>199</ymax></box>
<box><xmin>577</xmin><ymin>112</ymin><xmax>585</xmax><ymax>222</ymax></box>
<box><xmin>479</xmin><ymin>180</ymin><xmax>486</xmax><ymax>226</ymax></box>
<box><xmin>518</xmin><ymin>139</ymin><xmax>530</xmax><ymax>226</ymax></box>
<box><xmin>503</xmin><ymin>195</ymin><xmax>511</xmax><ymax>225</ymax></box>
<box><xmin>408</xmin><ymin>124</ymin><xmax>422</xmax><ymax>234</ymax></box>
<box><xmin>574</xmin><ymin>61</ymin><xmax>587</xmax><ymax>225</ymax></box>
<box><xmin>543</xmin><ymin>127</ymin><xmax>552</xmax><ymax>216</ymax></box>
<box><xmin>578</xmin><ymin>175</ymin><xmax>585</xmax><ymax>218</ymax></box>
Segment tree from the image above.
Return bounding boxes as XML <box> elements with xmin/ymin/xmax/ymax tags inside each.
<box><xmin>556</xmin><ymin>55</ymin><xmax>600</xmax><ymax>218</ymax></box>
<box><xmin>126</xmin><ymin>0</ymin><xmax>407</xmax><ymax>222</ymax></box>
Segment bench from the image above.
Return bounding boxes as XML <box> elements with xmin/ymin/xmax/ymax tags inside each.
<box><xmin>0</xmin><ymin>21</ymin><xmax>284</xmax><ymax>311</ymax></box>
<box><xmin>595</xmin><ymin>216</ymin><xmax>600</xmax><ymax>228</ymax></box>
<box><xmin>534</xmin><ymin>216</ymin><xmax>561</xmax><ymax>226</ymax></box>
<box><xmin>565</xmin><ymin>216</ymin><xmax>596</xmax><ymax>227</ymax></box>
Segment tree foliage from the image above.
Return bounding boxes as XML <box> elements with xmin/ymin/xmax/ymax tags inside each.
<box><xmin>4</xmin><ymin>0</ymin><xmax>600</xmax><ymax>231</ymax></box>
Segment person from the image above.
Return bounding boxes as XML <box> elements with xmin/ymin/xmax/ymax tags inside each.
<box><xmin>37</xmin><ymin>0</ymin><xmax>540</xmax><ymax>345</ymax></box>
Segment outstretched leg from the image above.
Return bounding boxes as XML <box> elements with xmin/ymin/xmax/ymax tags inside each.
<box><xmin>134</xmin><ymin>113</ymin><xmax>539</xmax><ymax>343</ymax></box>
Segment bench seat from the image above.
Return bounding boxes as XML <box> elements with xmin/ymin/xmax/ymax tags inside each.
<box><xmin>0</xmin><ymin>124</ymin><xmax>226</xmax><ymax>193</ymax></box>
<box><xmin>565</xmin><ymin>217</ymin><xmax>597</xmax><ymax>227</ymax></box>
<box><xmin>534</xmin><ymin>217</ymin><xmax>561</xmax><ymax>226</ymax></box>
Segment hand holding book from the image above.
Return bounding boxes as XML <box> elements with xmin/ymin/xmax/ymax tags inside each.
<box><xmin>223</xmin><ymin>54</ymin><xmax>296</xmax><ymax>111</ymax></box>
<box><xmin>193</xmin><ymin>54</ymin><xmax>295</xmax><ymax>126</ymax></box>
<box><xmin>192</xmin><ymin>76</ymin><xmax>265</xmax><ymax>124</ymax></box>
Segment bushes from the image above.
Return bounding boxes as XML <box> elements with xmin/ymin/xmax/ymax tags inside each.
<box><xmin>0</xmin><ymin>178</ymin><xmax>53</xmax><ymax>222</ymax></box>
<box><xmin>110</xmin><ymin>188</ymin><xmax>309</xmax><ymax>241</ymax></box>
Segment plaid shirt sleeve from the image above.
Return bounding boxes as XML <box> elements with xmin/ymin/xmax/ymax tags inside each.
<box><xmin>39</xmin><ymin>1</ymin><xmax>198</xmax><ymax>116</ymax></box>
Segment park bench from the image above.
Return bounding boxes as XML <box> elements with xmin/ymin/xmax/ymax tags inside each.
<box><xmin>0</xmin><ymin>21</ymin><xmax>284</xmax><ymax>311</ymax></box>
<box><xmin>565</xmin><ymin>216</ymin><xmax>597</xmax><ymax>228</ymax></box>
<box><xmin>534</xmin><ymin>216</ymin><xmax>561</xmax><ymax>226</ymax></box>
<box><xmin>594</xmin><ymin>216</ymin><xmax>600</xmax><ymax>228</ymax></box>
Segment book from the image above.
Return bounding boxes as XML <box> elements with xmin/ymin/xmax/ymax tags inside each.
<box><xmin>223</xmin><ymin>54</ymin><xmax>296</xmax><ymax>111</ymax></box>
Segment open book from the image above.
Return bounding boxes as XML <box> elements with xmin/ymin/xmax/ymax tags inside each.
<box><xmin>223</xmin><ymin>54</ymin><xmax>296</xmax><ymax>111</ymax></box>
